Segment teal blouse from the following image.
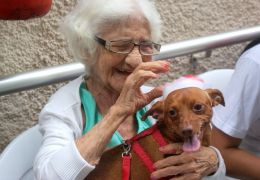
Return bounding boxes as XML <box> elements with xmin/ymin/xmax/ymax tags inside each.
<box><xmin>79</xmin><ymin>84</ymin><xmax>153</xmax><ymax>148</ymax></box>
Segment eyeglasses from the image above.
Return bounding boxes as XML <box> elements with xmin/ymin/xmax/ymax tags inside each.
<box><xmin>94</xmin><ymin>36</ymin><xmax>161</xmax><ymax>56</ymax></box>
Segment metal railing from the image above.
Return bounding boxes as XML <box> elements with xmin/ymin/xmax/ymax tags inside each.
<box><xmin>1</xmin><ymin>26</ymin><xmax>260</xmax><ymax>96</ymax></box>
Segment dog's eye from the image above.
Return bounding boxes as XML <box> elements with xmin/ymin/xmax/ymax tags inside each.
<box><xmin>169</xmin><ymin>109</ymin><xmax>177</xmax><ymax>117</ymax></box>
<box><xmin>193</xmin><ymin>103</ymin><xmax>204</xmax><ymax>112</ymax></box>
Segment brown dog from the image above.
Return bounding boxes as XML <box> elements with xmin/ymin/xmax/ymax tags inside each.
<box><xmin>86</xmin><ymin>87</ymin><xmax>225</xmax><ymax>180</ymax></box>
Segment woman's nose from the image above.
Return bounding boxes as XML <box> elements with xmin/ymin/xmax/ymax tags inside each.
<box><xmin>125</xmin><ymin>46</ymin><xmax>143</xmax><ymax>68</ymax></box>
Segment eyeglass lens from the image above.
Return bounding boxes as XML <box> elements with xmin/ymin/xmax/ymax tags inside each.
<box><xmin>109</xmin><ymin>41</ymin><xmax>160</xmax><ymax>55</ymax></box>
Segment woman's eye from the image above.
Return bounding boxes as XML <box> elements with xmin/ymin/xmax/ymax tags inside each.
<box><xmin>193</xmin><ymin>103</ymin><xmax>204</xmax><ymax>112</ymax></box>
<box><xmin>169</xmin><ymin>109</ymin><xmax>177</xmax><ymax>117</ymax></box>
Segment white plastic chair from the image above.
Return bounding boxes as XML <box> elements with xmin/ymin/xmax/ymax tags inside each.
<box><xmin>198</xmin><ymin>69</ymin><xmax>234</xmax><ymax>92</ymax></box>
<box><xmin>0</xmin><ymin>125</ymin><xmax>42</xmax><ymax>180</ymax></box>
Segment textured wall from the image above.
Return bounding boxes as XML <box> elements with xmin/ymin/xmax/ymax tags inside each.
<box><xmin>0</xmin><ymin>0</ymin><xmax>260</xmax><ymax>152</ymax></box>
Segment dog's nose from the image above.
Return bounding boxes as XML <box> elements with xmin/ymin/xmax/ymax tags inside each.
<box><xmin>182</xmin><ymin>128</ymin><xmax>193</xmax><ymax>137</ymax></box>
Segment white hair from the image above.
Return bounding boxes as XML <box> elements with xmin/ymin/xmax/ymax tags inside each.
<box><xmin>59</xmin><ymin>0</ymin><xmax>162</xmax><ymax>65</ymax></box>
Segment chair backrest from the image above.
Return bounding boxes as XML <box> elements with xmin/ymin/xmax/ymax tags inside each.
<box><xmin>0</xmin><ymin>125</ymin><xmax>42</xmax><ymax>180</ymax></box>
<box><xmin>197</xmin><ymin>69</ymin><xmax>234</xmax><ymax>92</ymax></box>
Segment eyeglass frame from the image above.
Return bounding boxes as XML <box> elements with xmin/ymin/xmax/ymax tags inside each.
<box><xmin>94</xmin><ymin>36</ymin><xmax>161</xmax><ymax>56</ymax></box>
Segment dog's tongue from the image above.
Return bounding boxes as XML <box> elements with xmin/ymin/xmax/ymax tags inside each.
<box><xmin>182</xmin><ymin>135</ymin><xmax>201</xmax><ymax>152</ymax></box>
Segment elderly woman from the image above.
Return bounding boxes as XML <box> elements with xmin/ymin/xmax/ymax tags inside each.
<box><xmin>33</xmin><ymin>0</ymin><xmax>225</xmax><ymax>179</ymax></box>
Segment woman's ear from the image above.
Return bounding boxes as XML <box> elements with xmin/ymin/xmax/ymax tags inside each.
<box><xmin>205</xmin><ymin>89</ymin><xmax>225</xmax><ymax>107</ymax></box>
<box><xmin>142</xmin><ymin>101</ymin><xmax>164</xmax><ymax>121</ymax></box>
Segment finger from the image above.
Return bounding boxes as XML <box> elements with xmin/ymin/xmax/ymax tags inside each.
<box><xmin>152</xmin><ymin>162</ymin><xmax>202</xmax><ymax>180</ymax></box>
<box><xmin>172</xmin><ymin>159</ymin><xmax>216</xmax><ymax>178</ymax></box>
<box><xmin>128</xmin><ymin>61</ymin><xmax>170</xmax><ymax>88</ymax></box>
<box><xmin>182</xmin><ymin>147</ymin><xmax>219</xmax><ymax>175</ymax></box>
<box><xmin>178</xmin><ymin>161</ymin><xmax>204</xmax><ymax>175</ymax></box>
<box><xmin>154</xmin><ymin>154</ymin><xmax>194</xmax><ymax>169</ymax></box>
<box><xmin>169</xmin><ymin>173</ymin><xmax>201</xmax><ymax>180</ymax></box>
<box><xmin>135</xmin><ymin>71</ymin><xmax>159</xmax><ymax>88</ymax></box>
<box><xmin>159</xmin><ymin>143</ymin><xmax>183</xmax><ymax>155</ymax></box>
<box><xmin>137</xmin><ymin>60</ymin><xmax>170</xmax><ymax>73</ymax></box>
<box><xmin>151</xmin><ymin>165</ymin><xmax>182</xmax><ymax>179</ymax></box>
<box><xmin>126</xmin><ymin>70</ymin><xmax>159</xmax><ymax>88</ymax></box>
<box><xmin>143</xmin><ymin>86</ymin><xmax>163</xmax><ymax>103</ymax></box>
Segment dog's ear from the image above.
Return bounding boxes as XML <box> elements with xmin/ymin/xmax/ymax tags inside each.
<box><xmin>142</xmin><ymin>101</ymin><xmax>164</xmax><ymax>121</ymax></box>
<box><xmin>205</xmin><ymin>88</ymin><xmax>225</xmax><ymax>107</ymax></box>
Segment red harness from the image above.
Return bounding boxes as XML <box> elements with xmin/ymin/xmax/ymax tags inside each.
<box><xmin>121</xmin><ymin>123</ymin><xmax>168</xmax><ymax>180</ymax></box>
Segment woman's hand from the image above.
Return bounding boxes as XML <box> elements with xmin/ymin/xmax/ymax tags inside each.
<box><xmin>115</xmin><ymin>60</ymin><xmax>170</xmax><ymax>116</ymax></box>
<box><xmin>151</xmin><ymin>144</ymin><xmax>219</xmax><ymax>180</ymax></box>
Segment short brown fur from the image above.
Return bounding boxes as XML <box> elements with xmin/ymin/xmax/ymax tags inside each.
<box><xmin>86</xmin><ymin>87</ymin><xmax>224</xmax><ymax>180</ymax></box>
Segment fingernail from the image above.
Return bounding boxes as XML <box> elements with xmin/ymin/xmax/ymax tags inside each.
<box><xmin>162</xmin><ymin>63</ymin><xmax>170</xmax><ymax>69</ymax></box>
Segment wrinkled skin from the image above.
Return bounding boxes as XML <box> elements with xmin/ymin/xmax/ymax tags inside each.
<box><xmin>77</xmin><ymin>17</ymin><xmax>171</xmax><ymax>166</ymax></box>
<box><xmin>86</xmin><ymin>88</ymin><xmax>224</xmax><ymax>180</ymax></box>
<box><xmin>151</xmin><ymin>144</ymin><xmax>219</xmax><ymax>180</ymax></box>
<box><xmin>114</xmin><ymin>61</ymin><xmax>169</xmax><ymax>116</ymax></box>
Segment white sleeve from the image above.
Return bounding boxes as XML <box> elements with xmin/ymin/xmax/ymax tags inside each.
<box><xmin>202</xmin><ymin>146</ymin><xmax>226</xmax><ymax>180</ymax></box>
<box><xmin>33</xmin><ymin>110</ymin><xmax>95</xmax><ymax>180</ymax></box>
<box><xmin>212</xmin><ymin>57</ymin><xmax>260</xmax><ymax>138</ymax></box>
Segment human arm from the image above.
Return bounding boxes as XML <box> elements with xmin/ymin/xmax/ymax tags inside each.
<box><xmin>34</xmin><ymin>61</ymin><xmax>169</xmax><ymax>180</ymax></box>
<box><xmin>33</xmin><ymin>110</ymin><xmax>96</xmax><ymax>180</ymax></box>
<box><xmin>212</xmin><ymin>127</ymin><xmax>260</xmax><ymax>179</ymax></box>
<box><xmin>150</xmin><ymin>144</ymin><xmax>225</xmax><ymax>180</ymax></box>
<box><xmin>75</xmin><ymin>61</ymin><xmax>169</xmax><ymax>165</ymax></box>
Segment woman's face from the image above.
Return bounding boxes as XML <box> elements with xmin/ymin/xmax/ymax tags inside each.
<box><xmin>90</xmin><ymin>19</ymin><xmax>152</xmax><ymax>93</ymax></box>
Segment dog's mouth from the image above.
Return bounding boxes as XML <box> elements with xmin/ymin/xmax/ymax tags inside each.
<box><xmin>182</xmin><ymin>131</ymin><xmax>203</xmax><ymax>152</ymax></box>
<box><xmin>181</xmin><ymin>122</ymin><xmax>208</xmax><ymax>152</ymax></box>
<box><xmin>182</xmin><ymin>134</ymin><xmax>200</xmax><ymax>152</ymax></box>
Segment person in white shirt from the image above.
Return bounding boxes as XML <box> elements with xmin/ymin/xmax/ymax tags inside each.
<box><xmin>33</xmin><ymin>0</ymin><xmax>226</xmax><ymax>179</ymax></box>
<box><xmin>212</xmin><ymin>39</ymin><xmax>260</xmax><ymax>179</ymax></box>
